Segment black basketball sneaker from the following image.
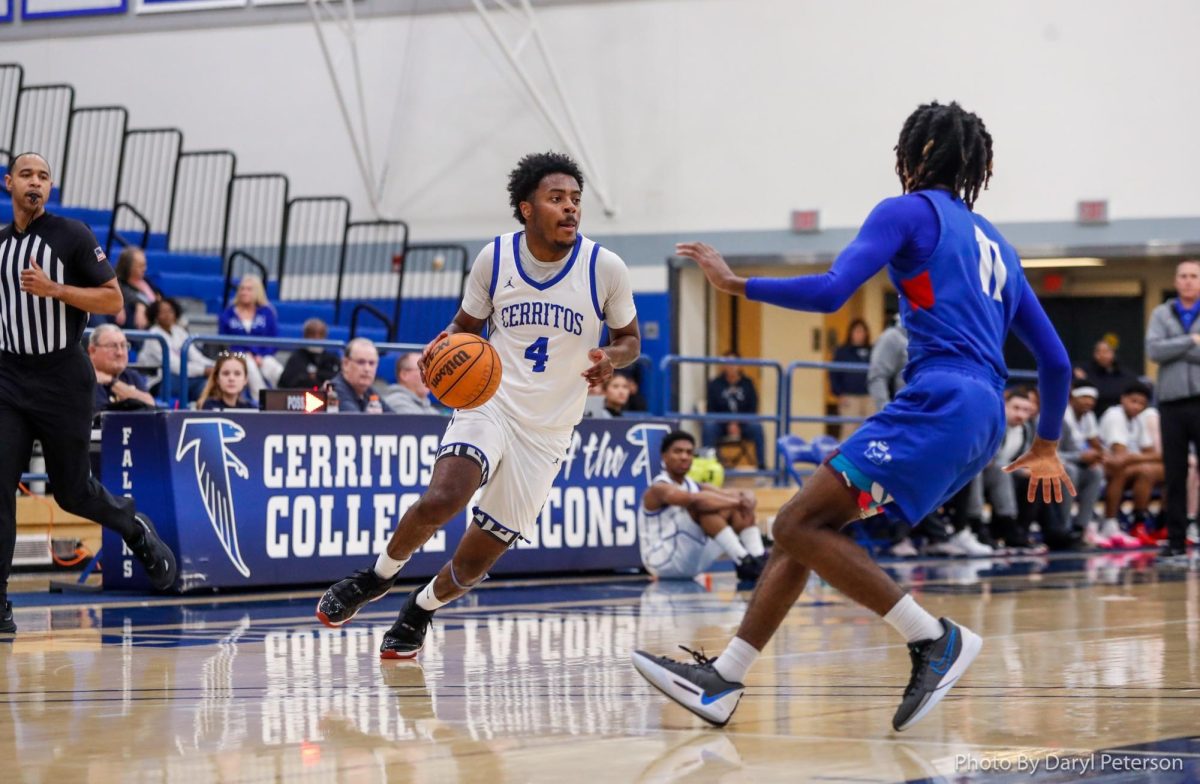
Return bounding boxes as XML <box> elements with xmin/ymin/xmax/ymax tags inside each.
<box><xmin>127</xmin><ymin>513</ymin><xmax>177</xmax><ymax>591</ymax></box>
<box><xmin>892</xmin><ymin>617</ymin><xmax>981</xmax><ymax>731</ymax></box>
<box><xmin>316</xmin><ymin>568</ymin><xmax>396</xmax><ymax>627</ymax></box>
<box><xmin>379</xmin><ymin>588</ymin><xmax>434</xmax><ymax>660</ymax></box>
<box><xmin>0</xmin><ymin>600</ymin><xmax>15</xmax><ymax>635</ymax></box>
<box><xmin>631</xmin><ymin>646</ymin><xmax>746</xmax><ymax>726</ymax></box>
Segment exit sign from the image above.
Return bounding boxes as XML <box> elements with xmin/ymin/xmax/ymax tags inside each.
<box><xmin>1077</xmin><ymin>200</ymin><xmax>1109</xmax><ymax>225</ymax></box>
<box><xmin>791</xmin><ymin>209</ymin><xmax>820</xmax><ymax>233</ymax></box>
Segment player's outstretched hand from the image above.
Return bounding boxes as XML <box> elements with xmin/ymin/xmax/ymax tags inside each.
<box><xmin>419</xmin><ymin>331</ymin><xmax>449</xmax><ymax>384</ymax></box>
<box><xmin>675</xmin><ymin>242</ymin><xmax>747</xmax><ymax>296</ymax></box>
<box><xmin>1004</xmin><ymin>437</ymin><xmax>1077</xmax><ymax>504</ymax></box>
<box><xmin>582</xmin><ymin>348</ymin><xmax>613</xmax><ymax>385</ymax></box>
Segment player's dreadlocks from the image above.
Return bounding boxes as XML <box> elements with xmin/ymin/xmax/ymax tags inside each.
<box><xmin>507</xmin><ymin>151</ymin><xmax>585</xmax><ymax>224</ymax></box>
<box><xmin>894</xmin><ymin>101</ymin><xmax>993</xmax><ymax>210</ymax></box>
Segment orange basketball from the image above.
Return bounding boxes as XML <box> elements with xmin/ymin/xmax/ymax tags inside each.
<box><xmin>425</xmin><ymin>333</ymin><xmax>502</xmax><ymax>409</ymax></box>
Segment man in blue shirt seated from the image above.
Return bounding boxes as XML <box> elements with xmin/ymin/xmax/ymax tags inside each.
<box><xmin>329</xmin><ymin>338</ymin><xmax>393</xmax><ymax>413</ymax></box>
<box><xmin>88</xmin><ymin>324</ymin><xmax>155</xmax><ymax>416</ymax></box>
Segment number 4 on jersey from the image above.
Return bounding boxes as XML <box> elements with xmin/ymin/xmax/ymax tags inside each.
<box><xmin>525</xmin><ymin>336</ymin><xmax>550</xmax><ymax>372</ymax></box>
<box><xmin>975</xmin><ymin>225</ymin><xmax>1007</xmax><ymax>303</ymax></box>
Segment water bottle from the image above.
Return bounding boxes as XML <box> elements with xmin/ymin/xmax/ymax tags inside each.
<box><xmin>325</xmin><ymin>383</ymin><xmax>340</xmax><ymax>413</ymax></box>
<box><xmin>366</xmin><ymin>393</ymin><xmax>383</xmax><ymax>414</ymax></box>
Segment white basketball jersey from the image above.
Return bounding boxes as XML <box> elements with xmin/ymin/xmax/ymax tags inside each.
<box><xmin>484</xmin><ymin>231</ymin><xmax>606</xmax><ymax>430</ymax></box>
<box><xmin>638</xmin><ymin>471</ymin><xmax>706</xmax><ymax>570</ymax></box>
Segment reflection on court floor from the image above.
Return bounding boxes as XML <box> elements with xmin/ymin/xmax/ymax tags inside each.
<box><xmin>1</xmin><ymin>554</ymin><xmax>1197</xmax><ymax>783</ymax></box>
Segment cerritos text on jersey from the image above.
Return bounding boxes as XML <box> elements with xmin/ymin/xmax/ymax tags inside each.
<box><xmin>498</xmin><ymin>301</ymin><xmax>586</xmax><ymax>335</ymax></box>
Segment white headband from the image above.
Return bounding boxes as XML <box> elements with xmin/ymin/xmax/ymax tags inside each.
<box><xmin>1072</xmin><ymin>386</ymin><xmax>1099</xmax><ymax>399</ymax></box>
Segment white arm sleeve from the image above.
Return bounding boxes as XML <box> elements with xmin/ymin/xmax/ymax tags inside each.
<box><xmin>598</xmin><ymin>249</ymin><xmax>638</xmax><ymax>329</ymax></box>
<box><xmin>460</xmin><ymin>243</ymin><xmax>497</xmax><ymax>321</ymax></box>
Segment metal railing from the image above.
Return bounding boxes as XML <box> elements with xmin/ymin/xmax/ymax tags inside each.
<box><xmin>659</xmin><ymin>354</ymin><xmax>784</xmax><ymax>480</ymax></box>
<box><xmin>0</xmin><ymin>64</ymin><xmax>23</xmax><ymax>169</ymax></box>
<box><xmin>348</xmin><ymin>302</ymin><xmax>395</xmax><ymax>342</ymax></box>
<box><xmin>61</xmin><ymin>105</ymin><xmax>128</xmax><ymax>212</ymax></box>
<box><xmin>106</xmin><ymin>201</ymin><xmax>151</xmax><ymax>254</ymax></box>
<box><xmin>168</xmin><ymin>149</ymin><xmax>236</xmax><ymax>253</ymax></box>
<box><xmin>335</xmin><ymin>219</ymin><xmax>409</xmax><ymax>323</ymax></box>
<box><xmin>278</xmin><ymin>196</ymin><xmax>351</xmax><ymax>302</ymax></box>
<box><xmin>221</xmin><ymin>172</ymin><xmax>289</xmax><ymax>280</ymax></box>
<box><xmin>177</xmin><ymin>334</ymin><xmax>424</xmax><ymax>406</ymax></box>
<box><xmin>114</xmin><ymin>128</ymin><xmax>183</xmax><ymax>242</ymax></box>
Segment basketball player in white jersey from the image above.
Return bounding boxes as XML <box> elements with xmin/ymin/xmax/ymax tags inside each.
<box><xmin>640</xmin><ymin>431</ymin><xmax>768</xmax><ymax>583</ymax></box>
<box><xmin>316</xmin><ymin>152</ymin><xmax>640</xmax><ymax>659</ymax></box>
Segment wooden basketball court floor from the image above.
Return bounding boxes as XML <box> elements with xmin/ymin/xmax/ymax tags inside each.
<box><xmin>1</xmin><ymin>552</ymin><xmax>1197</xmax><ymax>783</ymax></box>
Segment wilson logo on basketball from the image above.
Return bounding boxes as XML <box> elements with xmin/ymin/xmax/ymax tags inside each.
<box><xmin>430</xmin><ymin>349</ymin><xmax>471</xmax><ymax>387</ymax></box>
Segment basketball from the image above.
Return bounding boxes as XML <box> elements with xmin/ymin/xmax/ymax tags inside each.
<box><xmin>425</xmin><ymin>333</ymin><xmax>502</xmax><ymax>409</ymax></box>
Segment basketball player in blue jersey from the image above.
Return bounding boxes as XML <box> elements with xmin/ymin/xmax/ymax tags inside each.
<box><xmin>633</xmin><ymin>101</ymin><xmax>1076</xmax><ymax>731</ymax></box>
<box><xmin>316</xmin><ymin>152</ymin><xmax>640</xmax><ymax>659</ymax></box>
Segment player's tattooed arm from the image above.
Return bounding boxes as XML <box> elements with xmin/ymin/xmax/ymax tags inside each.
<box><xmin>583</xmin><ymin>317</ymin><xmax>640</xmax><ymax>385</ymax></box>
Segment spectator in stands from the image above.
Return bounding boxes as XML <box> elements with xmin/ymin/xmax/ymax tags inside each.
<box><xmin>330</xmin><ymin>338</ymin><xmax>392</xmax><ymax>413</ymax></box>
<box><xmin>114</xmin><ymin>246</ymin><xmax>161</xmax><ymax>331</ymax></box>
<box><xmin>384</xmin><ymin>352</ymin><xmax>436</xmax><ymax>415</ymax></box>
<box><xmin>830</xmin><ymin>319</ymin><xmax>873</xmax><ymax>438</ymax></box>
<box><xmin>704</xmin><ymin>352</ymin><xmax>764</xmax><ymax>469</ymax></box>
<box><xmin>588</xmin><ymin>374</ymin><xmax>632</xmax><ymax>418</ymax></box>
<box><xmin>219</xmin><ymin>274</ymin><xmax>283</xmax><ymax>396</ymax></box>
<box><xmin>1074</xmin><ymin>338</ymin><xmax>1133</xmax><ymax>416</ymax></box>
<box><xmin>977</xmin><ymin>388</ymin><xmax>1041</xmax><ymax>550</ymax></box>
<box><xmin>615</xmin><ymin>366</ymin><xmax>648</xmax><ymax>412</ymax></box>
<box><xmin>197</xmin><ymin>353</ymin><xmax>258</xmax><ymax>411</ymax></box>
<box><xmin>867</xmin><ymin>314</ymin><xmax>906</xmax><ymax>412</ymax></box>
<box><xmin>637</xmin><ymin>431</ymin><xmax>767</xmax><ymax>583</ymax></box>
<box><xmin>88</xmin><ymin>324</ymin><xmax>155</xmax><ymax>416</ymax></box>
<box><xmin>279</xmin><ymin>318</ymin><xmax>340</xmax><ymax>389</ymax></box>
<box><xmin>138</xmin><ymin>297</ymin><xmax>213</xmax><ymax>401</ymax></box>
<box><xmin>1094</xmin><ymin>381</ymin><xmax>1163</xmax><ymax>548</ymax></box>
<box><xmin>1059</xmin><ymin>382</ymin><xmax>1105</xmax><ymax>540</ymax></box>
<box><xmin>1145</xmin><ymin>258</ymin><xmax>1200</xmax><ymax>560</ymax></box>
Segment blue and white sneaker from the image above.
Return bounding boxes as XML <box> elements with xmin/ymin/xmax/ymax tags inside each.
<box><xmin>632</xmin><ymin>646</ymin><xmax>745</xmax><ymax>727</ymax></box>
<box><xmin>892</xmin><ymin>617</ymin><xmax>982</xmax><ymax>731</ymax></box>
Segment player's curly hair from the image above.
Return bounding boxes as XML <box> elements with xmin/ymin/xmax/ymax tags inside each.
<box><xmin>895</xmin><ymin>101</ymin><xmax>993</xmax><ymax>210</ymax></box>
<box><xmin>507</xmin><ymin>152</ymin><xmax>585</xmax><ymax>224</ymax></box>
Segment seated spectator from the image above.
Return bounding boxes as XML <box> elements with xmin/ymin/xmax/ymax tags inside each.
<box><xmin>1075</xmin><ymin>339</ymin><xmax>1133</xmax><ymax>416</ymax></box>
<box><xmin>197</xmin><ymin>353</ymin><xmax>258</xmax><ymax>411</ymax></box>
<box><xmin>637</xmin><ymin>431</ymin><xmax>767</xmax><ymax>583</ymax></box>
<box><xmin>88</xmin><ymin>324</ymin><xmax>156</xmax><ymax>416</ymax></box>
<box><xmin>587</xmin><ymin>374</ymin><xmax>632</xmax><ymax>418</ymax></box>
<box><xmin>831</xmin><ymin>318</ymin><xmax>873</xmax><ymax>438</ymax></box>
<box><xmin>329</xmin><ymin>338</ymin><xmax>392</xmax><ymax>413</ymax></box>
<box><xmin>279</xmin><ymin>318</ymin><xmax>341</xmax><ymax>389</ymax></box>
<box><xmin>615</xmin><ymin>366</ymin><xmax>648</xmax><ymax>412</ymax></box>
<box><xmin>1058</xmin><ymin>382</ymin><xmax>1105</xmax><ymax>542</ymax></box>
<box><xmin>384</xmin><ymin>352</ymin><xmax>436</xmax><ymax>414</ymax></box>
<box><xmin>219</xmin><ymin>274</ymin><xmax>283</xmax><ymax>396</ymax></box>
<box><xmin>977</xmin><ymin>388</ymin><xmax>1041</xmax><ymax>549</ymax></box>
<box><xmin>114</xmin><ymin>246</ymin><xmax>161</xmax><ymax>331</ymax></box>
<box><xmin>1094</xmin><ymin>382</ymin><xmax>1164</xmax><ymax>547</ymax></box>
<box><xmin>138</xmin><ymin>297</ymin><xmax>213</xmax><ymax>401</ymax></box>
<box><xmin>704</xmin><ymin>352</ymin><xmax>765</xmax><ymax>468</ymax></box>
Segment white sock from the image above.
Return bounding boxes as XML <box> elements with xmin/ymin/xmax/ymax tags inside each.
<box><xmin>713</xmin><ymin>636</ymin><xmax>759</xmax><ymax>683</ymax></box>
<box><xmin>714</xmin><ymin>527</ymin><xmax>750</xmax><ymax>562</ymax></box>
<box><xmin>374</xmin><ymin>551</ymin><xmax>408</xmax><ymax>580</ymax></box>
<box><xmin>739</xmin><ymin>527</ymin><xmax>765</xmax><ymax>557</ymax></box>
<box><xmin>415</xmin><ymin>578</ymin><xmax>449</xmax><ymax>611</ymax></box>
<box><xmin>883</xmin><ymin>594</ymin><xmax>944</xmax><ymax>644</ymax></box>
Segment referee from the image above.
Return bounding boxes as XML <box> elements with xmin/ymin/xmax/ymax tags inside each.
<box><xmin>0</xmin><ymin>152</ymin><xmax>176</xmax><ymax>634</ymax></box>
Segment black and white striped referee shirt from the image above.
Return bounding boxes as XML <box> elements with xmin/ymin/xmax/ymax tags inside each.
<box><xmin>0</xmin><ymin>212</ymin><xmax>113</xmax><ymax>355</ymax></box>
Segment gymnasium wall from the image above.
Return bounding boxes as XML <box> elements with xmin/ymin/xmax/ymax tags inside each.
<box><xmin>3</xmin><ymin>0</ymin><xmax>1197</xmax><ymax>250</ymax></box>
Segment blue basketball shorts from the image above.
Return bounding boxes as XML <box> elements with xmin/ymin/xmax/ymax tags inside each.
<box><xmin>831</xmin><ymin>366</ymin><xmax>1007</xmax><ymax>524</ymax></box>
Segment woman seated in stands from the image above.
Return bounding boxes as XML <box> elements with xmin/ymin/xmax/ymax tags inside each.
<box><xmin>137</xmin><ymin>297</ymin><xmax>213</xmax><ymax>402</ymax></box>
<box><xmin>197</xmin><ymin>353</ymin><xmax>259</xmax><ymax>411</ymax></box>
<box><xmin>219</xmin><ymin>274</ymin><xmax>283</xmax><ymax>396</ymax></box>
<box><xmin>115</xmin><ymin>246</ymin><xmax>161</xmax><ymax>330</ymax></box>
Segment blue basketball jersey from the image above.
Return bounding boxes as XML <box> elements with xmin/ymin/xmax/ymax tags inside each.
<box><xmin>889</xmin><ymin>189</ymin><xmax>1026</xmax><ymax>383</ymax></box>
